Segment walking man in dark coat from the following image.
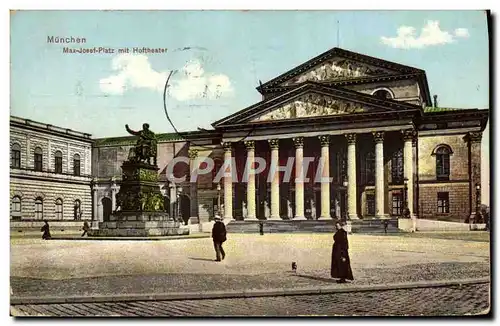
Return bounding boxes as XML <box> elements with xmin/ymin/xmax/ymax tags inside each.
<box><xmin>41</xmin><ymin>220</ymin><xmax>51</xmax><ymax>240</ymax></box>
<box><xmin>81</xmin><ymin>221</ymin><xmax>90</xmax><ymax>237</ymax></box>
<box><xmin>331</xmin><ymin>221</ymin><xmax>354</xmax><ymax>283</ymax></box>
<box><xmin>212</xmin><ymin>216</ymin><xmax>227</xmax><ymax>262</ymax></box>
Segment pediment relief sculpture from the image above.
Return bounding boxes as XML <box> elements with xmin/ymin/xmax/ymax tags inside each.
<box><xmin>281</xmin><ymin>59</ymin><xmax>391</xmax><ymax>86</ymax></box>
<box><xmin>252</xmin><ymin>93</ymin><xmax>366</xmax><ymax>122</ymax></box>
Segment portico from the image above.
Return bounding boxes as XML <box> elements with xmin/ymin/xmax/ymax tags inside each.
<box><xmin>218</xmin><ymin>126</ymin><xmax>416</xmax><ymax>221</ymax></box>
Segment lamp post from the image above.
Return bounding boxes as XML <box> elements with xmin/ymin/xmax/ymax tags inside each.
<box><xmin>177</xmin><ymin>185</ymin><xmax>183</xmax><ymax>223</ymax></box>
<box><xmin>216</xmin><ymin>183</ymin><xmax>221</xmax><ymax>217</ymax></box>
<box><xmin>403</xmin><ymin>178</ymin><xmax>409</xmax><ymax>218</ymax></box>
<box><xmin>168</xmin><ymin>183</ymin><xmax>174</xmax><ymax>219</ymax></box>
<box><xmin>475</xmin><ymin>183</ymin><xmax>481</xmax><ymax>223</ymax></box>
<box><xmin>343</xmin><ymin>179</ymin><xmax>348</xmax><ymax>222</ymax></box>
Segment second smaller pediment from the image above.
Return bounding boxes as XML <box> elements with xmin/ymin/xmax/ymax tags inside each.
<box><xmin>250</xmin><ymin>92</ymin><xmax>370</xmax><ymax>122</ymax></box>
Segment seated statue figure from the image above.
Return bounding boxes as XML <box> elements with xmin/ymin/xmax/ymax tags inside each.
<box><xmin>125</xmin><ymin>123</ymin><xmax>158</xmax><ymax>166</ymax></box>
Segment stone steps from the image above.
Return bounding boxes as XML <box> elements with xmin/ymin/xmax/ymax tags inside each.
<box><xmin>226</xmin><ymin>219</ymin><xmax>400</xmax><ymax>234</ymax></box>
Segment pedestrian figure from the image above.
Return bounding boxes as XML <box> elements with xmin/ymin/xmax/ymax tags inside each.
<box><xmin>259</xmin><ymin>222</ymin><xmax>264</xmax><ymax>235</ymax></box>
<box><xmin>211</xmin><ymin>216</ymin><xmax>227</xmax><ymax>262</ymax></box>
<box><xmin>41</xmin><ymin>220</ymin><xmax>51</xmax><ymax>240</ymax></box>
<box><xmin>331</xmin><ymin>221</ymin><xmax>354</xmax><ymax>283</ymax></box>
<box><xmin>383</xmin><ymin>220</ymin><xmax>389</xmax><ymax>234</ymax></box>
<box><xmin>81</xmin><ymin>221</ymin><xmax>90</xmax><ymax>237</ymax></box>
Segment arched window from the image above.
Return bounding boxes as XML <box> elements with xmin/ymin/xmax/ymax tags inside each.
<box><xmin>373</xmin><ymin>89</ymin><xmax>393</xmax><ymax>100</ymax></box>
<box><xmin>364</xmin><ymin>152</ymin><xmax>375</xmax><ymax>185</ymax></box>
<box><xmin>11</xmin><ymin>196</ymin><xmax>21</xmax><ymax>220</ymax></box>
<box><xmin>435</xmin><ymin>146</ymin><xmax>451</xmax><ymax>180</ymax></box>
<box><xmin>73</xmin><ymin>199</ymin><xmax>82</xmax><ymax>220</ymax></box>
<box><xmin>35</xmin><ymin>197</ymin><xmax>43</xmax><ymax>219</ymax></box>
<box><xmin>73</xmin><ymin>154</ymin><xmax>81</xmax><ymax>176</ymax></box>
<box><xmin>54</xmin><ymin>151</ymin><xmax>63</xmax><ymax>173</ymax></box>
<box><xmin>34</xmin><ymin>147</ymin><xmax>43</xmax><ymax>171</ymax></box>
<box><xmin>391</xmin><ymin>148</ymin><xmax>404</xmax><ymax>184</ymax></box>
<box><xmin>11</xmin><ymin>143</ymin><xmax>21</xmax><ymax>168</ymax></box>
<box><xmin>55</xmin><ymin>198</ymin><xmax>63</xmax><ymax>219</ymax></box>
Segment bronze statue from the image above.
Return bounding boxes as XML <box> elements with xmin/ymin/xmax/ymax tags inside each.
<box><xmin>125</xmin><ymin>123</ymin><xmax>158</xmax><ymax>166</ymax></box>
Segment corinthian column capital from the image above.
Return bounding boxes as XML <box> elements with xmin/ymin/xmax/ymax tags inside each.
<box><xmin>293</xmin><ymin>137</ymin><xmax>304</xmax><ymax>148</ymax></box>
<box><xmin>268</xmin><ymin>139</ymin><xmax>280</xmax><ymax>149</ymax></box>
<box><xmin>372</xmin><ymin>131</ymin><xmax>384</xmax><ymax>143</ymax></box>
<box><xmin>345</xmin><ymin>133</ymin><xmax>357</xmax><ymax>145</ymax></box>
<box><xmin>244</xmin><ymin>140</ymin><xmax>255</xmax><ymax>150</ymax></box>
<box><xmin>318</xmin><ymin>135</ymin><xmax>330</xmax><ymax>147</ymax></box>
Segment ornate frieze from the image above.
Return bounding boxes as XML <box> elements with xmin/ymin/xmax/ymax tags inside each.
<box><xmin>293</xmin><ymin>137</ymin><xmax>304</xmax><ymax>148</ymax></box>
<box><xmin>345</xmin><ymin>133</ymin><xmax>357</xmax><ymax>145</ymax></box>
<box><xmin>282</xmin><ymin>58</ymin><xmax>390</xmax><ymax>86</ymax></box>
<box><xmin>268</xmin><ymin>139</ymin><xmax>280</xmax><ymax>149</ymax></box>
<box><xmin>372</xmin><ymin>131</ymin><xmax>384</xmax><ymax>143</ymax></box>
<box><xmin>252</xmin><ymin>93</ymin><xmax>366</xmax><ymax>122</ymax></box>
<box><xmin>318</xmin><ymin>135</ymin><xmax>330</xmax><ymax>147</ymax></box>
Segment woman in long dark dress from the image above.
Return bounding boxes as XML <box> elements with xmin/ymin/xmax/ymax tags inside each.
<box><xmin>331</xmin><ymin>221</ymin><xmax>354</xmax><ymax>283</ymax></box>
<box><xmin>41</xmin><ymin>220</ymin><xmax>51</xmax><ymax>240</ymax></box>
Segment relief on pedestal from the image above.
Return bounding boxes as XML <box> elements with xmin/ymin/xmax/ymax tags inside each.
<box><xmin>252</xmin><ymin>93</ymin><xmax>367</xmax><ymax>122</ymax></box>
<box><xmin>281</xmin><ymin>58</ymin><xmax>391</xmax><ymax>86</ymax></box>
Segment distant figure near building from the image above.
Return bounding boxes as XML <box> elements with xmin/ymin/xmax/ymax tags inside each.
<box><xmin>81</xmin><ymin>221</ymin><xmax>90</xmax><ymax>237</ymax></box>
<box><xmin>331</xmin><ymin>221</ymin><xmax>353</xmax><ymax>283</ymax></box>
<box><xmin>259</xmin><ymin>222</ymin><xmax>264</xmax><ymax>235</ymax></box>
<box><xmin>41</xmin><ymin>221</ymin><xmax>51</xmax><ymax>240</ymax></box>
<box><xmin>211</xmin><ymin>216</ymin><xmax>227</xmax><ymax>262</ymax></box>
<box><xmin>383</xmin><ymin>220</ymin><xmax>389</xmax><ymax>234</ymax></box>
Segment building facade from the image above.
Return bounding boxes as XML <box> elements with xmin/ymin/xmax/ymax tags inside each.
<box><xmin>9</xmin><ymin>47</ymin><xmax>489</xmax><ymax>228</ymax></box>
<box><xmin>10</xmin><ymin>116</ymin><xmax>93</xmax><ymax>228</ymax></box>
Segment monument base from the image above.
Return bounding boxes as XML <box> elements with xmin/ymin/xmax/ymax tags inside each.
<box><xmin>89</xmin><ymin>212</ymin><xmax>189</xmax><ymax>237</ymax></box>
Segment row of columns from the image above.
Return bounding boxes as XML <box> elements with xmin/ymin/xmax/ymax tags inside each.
<box><xmin>223</xmin><ymin>129</ymin><xmax>416</xmax><ymax>220</ymax></box>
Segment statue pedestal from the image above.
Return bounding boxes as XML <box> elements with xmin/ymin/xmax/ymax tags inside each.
<box><xmin>89</xmin><ymin>160</ymin><xmax>189</xmax><ymax>237</ymax></box>
<box><xmin>92</xmin><ymin>212</ymin><xmax>189</xmax><ymax>237</ymax></box>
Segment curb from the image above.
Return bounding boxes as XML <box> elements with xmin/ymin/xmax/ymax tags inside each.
<box><xmin>10</xmin><ymin>277</ymin><xmax>490</xmax><ymax>305</ymax></box>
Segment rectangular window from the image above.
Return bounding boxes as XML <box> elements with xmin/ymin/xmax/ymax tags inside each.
<box><xmin>34</xmin><ymin>154</ymin><xmax>43</xmax><ymax>171</ymax></box>
<box><xmin>437</xmin><ymin>192</ymin><xmax>450</xmax><ymax>213</ymax></box>
<box><xmin>55</xmin><ymin>157</ymin><xmax>63</xmax><ymax>173</ymax></box>
<box><xmin>366</xmin><ymin>194</ymin><xmax>375</xmax><ymax>216</ymax></box>
<box><xmin>73</xmin><ymin>160</ymin><xmax>81</xmax><ymax>176</ymax></box>
<box><xmin>436</xmin><ymin>155</ymin><xmax>450</xmax><ymax>180</ymax></box>
<box><xmin>35</xmin><ymin>202</ymin><xmax>43</xmax><ymax>219</ymax></box>
<box><xmin>11</xmin><ymin>150</ymin><xmax>21</xmax><ymax>168</ymax></box>
<box><xmin>392</xmin><ymin>192</ymin><xmax>403</xmax><ymax>216</ymax></box>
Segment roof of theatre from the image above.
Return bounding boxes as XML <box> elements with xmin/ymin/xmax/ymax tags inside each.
<box><xmin>423</xmin><ymin>107</ymin><xmax>483</xmax><ymax>113</ymax></box>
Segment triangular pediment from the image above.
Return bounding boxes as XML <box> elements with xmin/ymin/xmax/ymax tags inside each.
<box><xmin>212</xmin><ymin>83</ymin><xmax>421</xmax><ymax>128</ymax></box>
<box><xmin>280</xmin><ymin>57</ymin><xmax>394</xmax><ymax>86</ymax></box>
<box><xmin>250</xmin><ymin>91</ymin><xmax>382</xmax><ymax>122</ymax></box>
<box><xmin>258</xmin><ymin>47</ymin><xmax>423</xmax><ymax>91</ymax></box>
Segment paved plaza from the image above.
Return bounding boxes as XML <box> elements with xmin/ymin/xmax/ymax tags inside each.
<box><xmin>11</xmin><ymin>232</ymin><xmax>490</xmax><ymax>300</ymax></box>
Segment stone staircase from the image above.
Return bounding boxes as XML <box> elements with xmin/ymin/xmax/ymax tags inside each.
<box><xmin>225</xmin><ymin>218</ymin><xmax>400</xmax><ymax>234</ymax></box>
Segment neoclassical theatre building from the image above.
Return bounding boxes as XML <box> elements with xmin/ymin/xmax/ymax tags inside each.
<box><xmin>10</xmin><ymin>47</ymin><xmax>489</xmax><ymax>229</ymax></box>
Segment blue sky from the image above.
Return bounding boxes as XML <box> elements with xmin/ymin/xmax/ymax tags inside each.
<box><xmin>10</xmin><ymin>10</ymin><xmax>490</xmax><ymax>200</ymax></box>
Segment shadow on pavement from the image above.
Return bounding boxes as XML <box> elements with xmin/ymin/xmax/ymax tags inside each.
<box><xmin>188</xmin><ymin>257</ymin><xmax>217</xmax><ymax>262</ymax></box>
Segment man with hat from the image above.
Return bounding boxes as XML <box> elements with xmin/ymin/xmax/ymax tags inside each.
<box><xmin>211</xmin><ymin>215</ymin><xmax>227</xmax><ymax>262</ymax></box>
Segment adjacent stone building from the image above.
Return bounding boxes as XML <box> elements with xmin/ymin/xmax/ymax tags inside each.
<box><xmin>9</xmin><ymin>116</ymin><xmax>93</xmax><ymax>229</ymax></box>
<box><xmin>10</xmin><ymin>47</ymin><xmax>489</xmax><ymax>229</ymax></box>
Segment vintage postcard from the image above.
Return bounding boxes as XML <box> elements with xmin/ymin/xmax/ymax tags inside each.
<box><xmin>9</xmin><ymin>9</ymin><xmax>491</xmax><ymax>317</ymax></box>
